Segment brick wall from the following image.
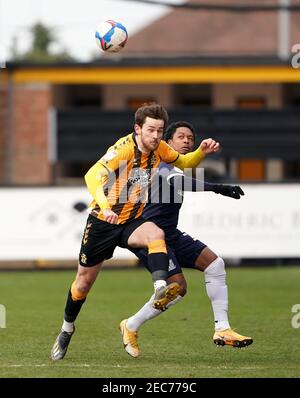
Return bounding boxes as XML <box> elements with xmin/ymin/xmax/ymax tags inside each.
<box><xmin>0</xmin><ymin>83</ymin><xmax>8</xmax><ymax>183</ymax></box>
<box><xmin>11</xmin><ymin>84</ymin><xmax>52</xmax><ymax>185</ymax></box>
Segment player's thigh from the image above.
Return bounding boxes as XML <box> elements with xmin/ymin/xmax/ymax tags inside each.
<box><xmin>79</xmin><ymin>215</ymin><xmax>120</xmax><ymax>267</ymax></box>
<box><xmin>173</xmin><ymin>231</ymin><xmax>207</xmax><ymax>270</ymax></box>
<box><xmin>194</xmin><ymin>247</ymin><xmax>218</xmax><ymax>271</ymax></box>
<box><xmin>126</xmin><ymin>221</ymin><xmax>164</xmax><ymax>248</ymax></box>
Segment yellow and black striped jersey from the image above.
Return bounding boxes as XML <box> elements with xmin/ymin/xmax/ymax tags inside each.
<box><xmin>87</xmin><ymin>132</ymin><xmax>204</xmax><ymax>224</ymax></box>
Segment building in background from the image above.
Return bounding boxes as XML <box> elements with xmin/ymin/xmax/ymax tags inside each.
<box><xmin>1</xmin><ymin>1</ymin><xmax>300</xmax><ymax>187</ymax></box>
<box><xmin>1</xmin><ymin>1</ymin><xmax>300</xmax><ymax>266</ymax></box>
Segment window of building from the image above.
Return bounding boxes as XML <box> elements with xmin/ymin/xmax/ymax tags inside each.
<box><xmin>283</xmin><ymin>161</ymin><xmax>300</xmax><ymax>180</ymax></box>
<box><xmin>127</xmin><ymin>98</ymin><xmax>156</xmax><ymax>109</ymax></box>
<box><xmin>53</xmin><ymin>85</ymin><xmax>102</xmax><ymax>109</ymax></box>
<box><xmin>173</xmin><ymin>84</ymin><xmax>212</xmax><ymax>107</ymax></box>
<box><xmin>236</xmin><ymin>96</ymin><xmax>266</xmax><ymax>180</ymax></box>
<box><xmin>55</xmin><ymin>162</ymin><xmax>94</xmax><ymax>185</ymax></box>
<box><xmin>238</xmin><ymin>159</ymin><xmax>265</xmax><ymax>181</ymax></box>
<box><xmin>283</xmin><ymin>83</ymin><xmax>300</xmax><ymax>107</ymax></box>
<box><xmin>237</xmin><ymin>97</ymin><xmax>266</xmax><ymax>109</ymax></box>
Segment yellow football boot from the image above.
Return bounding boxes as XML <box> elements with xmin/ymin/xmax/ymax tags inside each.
<box><xmin>153</xmin><ymin>282</ymin><xmax>181</xmax><ymax>311</ymax></box>
<box><xmin>213</xmin><ymin>329</ymin><xmax>253</xmax><ymax>348</ymax></box>
<box><xmin>119</xmin><ymin>319</ymin><xmax>140</xmax><ymax>358</ymax></box>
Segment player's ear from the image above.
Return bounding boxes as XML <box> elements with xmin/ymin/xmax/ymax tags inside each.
<box><xmin>134</xmin><ymin>123</ymin><xmax>141</xmax><ymax>135</ymax></box>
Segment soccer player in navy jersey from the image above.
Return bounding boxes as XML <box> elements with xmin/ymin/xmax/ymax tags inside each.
<box><xmin>119</xmin><ymin>121</ymin><xmax>253</xmax><ymax>357</ymax></box>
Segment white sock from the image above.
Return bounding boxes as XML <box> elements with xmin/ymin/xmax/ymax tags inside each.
<box><xmin>166</xmin><ymin>295</ymin><xmax>183</xmax><ymax>309</ymax></box>
<box><xmin>154</xmin><ymin>279</ymin><xmax>167</xmax><ymax>291</ymax></box>
<box><xmin>126</xmin><ymin>294</ymin><xmax>183</xmax><ymax>331</ymax></box>
<box><xmin>204</xmin><ymin>257</ymin><xmax>230</xmax><ymax>331</ymax></box>
<box><xmin>62</xmin><ymin>320</ymin><xmax>74</xmax><ymax>333</ymax></box>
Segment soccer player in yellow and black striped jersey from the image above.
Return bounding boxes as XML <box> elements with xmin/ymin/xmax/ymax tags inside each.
<box><xmin>51</xmin><ymin>103</ymin><xmax>219</xmax><ymax>360</ymax></box>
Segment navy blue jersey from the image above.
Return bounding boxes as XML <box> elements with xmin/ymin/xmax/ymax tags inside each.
<box><xmin>142</xmin><ymin>162</ymin><xmax>220</xmax><ymax>239</ymax></box>
<box><xmin>142</xmin><ymin>162</ymin><xmax>184</xmax><ymax>238</ymax></box>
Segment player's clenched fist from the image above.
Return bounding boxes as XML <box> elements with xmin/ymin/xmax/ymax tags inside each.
<box><xmin>200</xmin><ymin>138</ymin><xmax>220</xmax><ymax>154</ymax></box>
<box><xmin>103</xmin><ymin>209</ymin><xmax>119</xmax><ymax>224</ymax></box>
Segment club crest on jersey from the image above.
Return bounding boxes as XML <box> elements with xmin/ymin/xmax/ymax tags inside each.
<box><xmin>80</xmin><ymin>253</ymin><xmax>87</xmax><ymax>264</ymax></box>
<box><xmin>128</xmin><ymin>168</ymin><xmax>151</xmax><ymax>187</ymax></box>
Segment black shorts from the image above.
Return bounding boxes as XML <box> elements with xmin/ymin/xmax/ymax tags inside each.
<box><xmin>79</xmin><ymin>214</ymin><xmax>147</xmax><ymax>267</ymax></box>
<box><xmin>132</xmin><ymin>229</ymin><xmax>207</xmax><ymax>277</ymax></box>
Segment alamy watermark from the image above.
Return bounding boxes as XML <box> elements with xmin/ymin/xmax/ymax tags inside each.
<box><xmin>0</xmin><ymin>304</ymin><xmax>6</xmax><ymax>328</ymax></box>
<box><xmin>291</xmin><ymin>44</ymin><xmax>300</xmax><ymax>69</ymax></box>
<box><xmin>97</xmin><ymin>160</ymin><xmax>204</xmax><ymax>205</ymax></box>
<box><xmin>291</xmin><ymin>304</ymin><xmax>300</xmax><ymax>328</ymax></box>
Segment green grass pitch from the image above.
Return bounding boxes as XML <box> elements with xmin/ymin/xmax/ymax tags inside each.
<box><xmin>0</xmin><ymin>266</ymin><xmax>300</xmax><ymax>378</ymax></box>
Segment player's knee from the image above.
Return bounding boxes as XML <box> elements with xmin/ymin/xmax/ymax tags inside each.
<box><xmin>146</xmin><ymin>225</ymin><xmax>166</xmax><ymax>255</ymax></box>
<box><xmin>205</xmin><ymin>257</ymin><xmax>226</xmax><ymax>277</ymax></box>
<box><xmin>75</xmin><ymin>278</ymin><xmax>93</xmax><ymax>295</ymax></box>
<box><xmin>147</xmin><ymin>224</ymin><xmax>165</xmax><ymax>243</ymax></box>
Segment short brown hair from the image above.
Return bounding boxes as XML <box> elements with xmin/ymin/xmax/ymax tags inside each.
<box><xmin>134</xmin><ymin>102</ymin><xmax>169</xmax><ymax>127</ymax></box>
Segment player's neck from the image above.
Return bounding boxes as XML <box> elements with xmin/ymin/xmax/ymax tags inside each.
<box><xmin>135</xmin><ymin>136</ymin><xmax>151</xmax><ymax>154</ymax></box>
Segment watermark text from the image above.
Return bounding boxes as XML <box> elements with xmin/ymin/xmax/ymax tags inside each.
<box><xmin>291</xmin><ymin>44</ymin><xmax>300</xmax><ymax>69</ymax></box>
<box><xmin>291</xmin><ymin>304</ymin><xmax>300</xmax><ymax>328</ymax></box>
<box><xmin>0</xmin><ymin>304</ymin><xmax>6</xmax><ymax>328</ymax></box>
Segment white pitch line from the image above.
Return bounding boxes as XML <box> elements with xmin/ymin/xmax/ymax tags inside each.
<box><xmin>0</xmin><ymin>364</ymin><xmax>132</xmax><ymax>368</ymax></box>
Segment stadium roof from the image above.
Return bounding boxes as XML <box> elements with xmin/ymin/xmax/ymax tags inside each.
<box><xmin>4</xmin><ymin>54</ymin><xmax>293</xmax><ymax>69</ymax></box>
<box><xmin>2</xmin><ymin>56</ymin><xmax>299</xmax><ymax>84</ymax></box>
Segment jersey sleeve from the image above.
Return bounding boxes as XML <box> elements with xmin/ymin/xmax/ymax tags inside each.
<box><xmin>99</xmin><ymin>143</ymin><xmax>132</xmax><ymax>172</ymax></box>
<box><xmin>157</xmin><ymin>140</ymin><xmax>180</xmax><ymax>164</ymax></box>
<box><xmin>158</xmin><ymin>140</ymin><xmax>205</xmax><ymax>170</ymax></box>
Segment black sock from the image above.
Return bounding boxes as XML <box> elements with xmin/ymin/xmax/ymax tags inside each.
<box><xmin>148</xmin><ymin>252</ymin><xmax>169</xmax><ymax>282</ymax></box>
<box><xmin>64</xmin><ymin>289</ymin><xmax>86</xmax><ymax>323</ymax></box>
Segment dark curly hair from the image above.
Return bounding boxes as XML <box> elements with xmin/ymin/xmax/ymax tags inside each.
<box><xmin>164</xmin><ymin>121</ymin><xmax>196</xmax><ymax>142</ymax></box>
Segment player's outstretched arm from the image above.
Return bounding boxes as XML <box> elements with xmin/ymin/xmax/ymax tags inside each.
<box><xmin>171</xmin><ymin>138</ymin><xmax>220</xmax><ymax>170</ymax></box>
<box><xmin>168</xmin><ymin>174</ymin><xmax>244</xmax><ymax>199</ymax></box>
<box><xmin>207</xmin><ymin>183</ymin><xmax>245</xmax><ymax>199</ymax></box>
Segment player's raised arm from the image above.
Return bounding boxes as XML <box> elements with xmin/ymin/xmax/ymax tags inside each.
<box><xmin>160</xmin><ymin>138</ymin><xmax>220</xmax><ymax>170</ymax></box>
